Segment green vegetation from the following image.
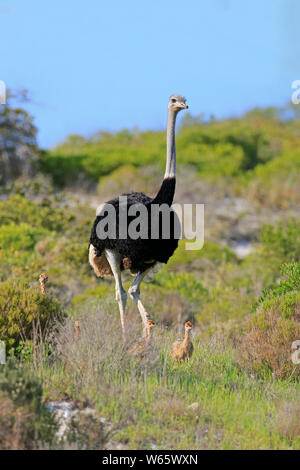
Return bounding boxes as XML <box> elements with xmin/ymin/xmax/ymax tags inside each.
<box><xmin>0</xmin><ymin>92</ymin><xmax>38</xmax><ymax>186</ymax></box>
<box><xmin>0</xmin><ymin>279</ymin><xmax>63</xmax><ymax>352</ymax></box>
<box><xmin>0</xmin><ymin>191</ymin><xmax>94</xmax><ymax>285</ymax></box>
<box><xmin>0</xmin><ymin>100</ymin><xmax>299</xmax><ymax>449</ymax></box>
<box><xmin>259</xmin><ymin>219</ymin><xmax>300</xmax><ymax>268</ymax></box>
<box><xmin>236</xmin><ymin>262</ymin><xmax>300</xmax><ymax>379</ymax></box>
<box><xmin>40</xmin><ymin>108</ymin><xmax>300</xmax><ymax>209</ymax></box>
<box><xmin>33</xmin><ymin>306</ymin><xmax>300</xmax><ymax>450</ymax></box>
<box><xmin>0</xmin><ymin>359</ymin><xmax>56</xmax><ymax>449</ymax></box>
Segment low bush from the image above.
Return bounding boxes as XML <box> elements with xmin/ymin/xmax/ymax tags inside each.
<box><xmin>258</xmin><ymin>261</ymin><xmax>300</xmax><ymax>304</ymax></box>
<box><xmin>39</xmin><ymin>152</ymin><xmax>86</xmax><ymax>188</ymax></box>
<box><xmin>246</xmin><ymin>150</ymin><xmax>300</xmax><ymax>208</ymax></box>
<box><xmin>235</xmin><ymin>263</ymin><xmax>300</xmax><ymax>378</ymax></box>
<box><xmin>0</xmin><ymin>279</ymin><xmax>64</xmax><ymax>352</ymax></box>
<box><xmin>0</xmin><ymin>194</ymin><xmax>74</xmax><ymax>232</ymax></box>
<box><xmin>168</xmin><ymin>240</ymin><xmax>237</xmax><ymax>271</ymax></box>
<box><xmin>260</xmin><ymin>218</ymin><xmax>300</xmax><ymax>266</ymax></box>
<box><xmin>277</xmin><ymin>401</ymin><xmax>300</xmax><ymax>441</ymax></box>
<box><xmin>0</xmin><ymin>359</ymin><xmax>56</xmax><ymax>449</ymax></box>
<box><xmin>72</xmin><ymin>285</ymin><xmax>110</xmax><ymax>305</ymax></box>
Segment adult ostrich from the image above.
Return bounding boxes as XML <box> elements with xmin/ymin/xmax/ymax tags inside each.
<box><xmin>89</xmin><ymin>94</ymin><xmax>188</xmax><ymax>340</ymax></box>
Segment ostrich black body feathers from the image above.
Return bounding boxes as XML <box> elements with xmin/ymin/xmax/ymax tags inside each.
<box><xmin>89</xmin><ymin>177</ymin><xmax>180</xmax><ymax>275</ymax></box>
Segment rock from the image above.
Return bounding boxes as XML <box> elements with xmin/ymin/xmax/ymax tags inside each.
<box><xmin>291</xmin><ymin>350</ymin><xmax>300</xmax><ymax>365</ymax></box>
<box><xmin>291</xmin><ymin>340</ymin><xmax>300</xmax><ymax>350</ymax></box>
<box><xmin>47</xmin><ymin>401</ymin><xmax>74</xmax><ymax>440</ymax></box>
<box><xmin>187</xmin><ymin>402</ymin><xmax>199</xmax><ymax>411</ymax></box>
<box><xmin>230</xmin><ymin>240</ymin><xmax>254</xmax><ymax>259</ymax></box>
<box><xmin>46</xmin><ymin>401</ymin><xmax>97</xmax><ymax>441</ymax></box>
<box><xmin>106</xmin><ymin>441</ymin><xmax>128</xmax><ymax>450</ymax></box>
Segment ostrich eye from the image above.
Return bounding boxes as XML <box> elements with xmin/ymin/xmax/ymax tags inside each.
<box><xmin>171</xmin><ymin>99</ymin><xmax>176</xmax><ymax>103</ymax></box>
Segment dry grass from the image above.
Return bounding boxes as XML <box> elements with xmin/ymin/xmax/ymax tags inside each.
<box><xmin>234</xmin><ymin>299</ymin><xmax>300</xmax><ymax>379</ymax></box>
<box><xmin>277</xmin><ymin>401</ymin><xmax>300</xmax><ymax>440</ymax></box>
<box><xmin>152</xmin><ymin>396</ymin><xmax>187</xmax><ymax>419</ymax></box>
<box><xmin>0</xmin><ymin>396</ymin><xmax>29</xmax><ymax>449</ymax></box>
<box><xmin>246</xmin><ymin>177</ymin><xmax>300</xmax><ymax>209</ymax></box>
<box><xmin>64</xmin><ymin>410</ymin><xmax>106</xmax><ymax>450</ymax></box>
<box><xmin>39</xmin><ymin>299</ymin><xmax>171</xmax><ymax>402</ymax></box>
<box><xmin>0</xmin><ymin>393</ymin><xmax>51</xmax><ymax>450</ymax></box>
<box><xmin>27</xmin><ymin>299</ymin><xmax>300</xmax><ymax>449</ymax></box>
<box><xmin>1</xmin><ymin>398</ymin><xmax>107</xmax><ymax>450</ymax></box>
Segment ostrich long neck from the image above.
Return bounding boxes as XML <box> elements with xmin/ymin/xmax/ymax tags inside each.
<box><xmin>182</xmin><ymin>329</ymin><xmax>191</xmax><ymax>347</ymax></box>
<box><xmin>152</xmin><ymin>109</ymin><xmax>177</xmax><ymax>206</ymax></box>
<box><xmin>165</xmin><ymin>109</ymin><xmax>177</xmax><ymax>179</ymax></box>
<box><xmin>145</xmin><ymin>327</ymin><xmax>152</xmax><ymax>345</ymax></box>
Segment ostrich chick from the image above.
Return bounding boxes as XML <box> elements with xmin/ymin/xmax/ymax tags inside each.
<box><xmin>171</xmin><ymin>321</ymin><xmax>194</xmax><ymax>361</ymax></box>
<box><xmin>39</xmin><ymin>273</ymin><xmax>48</xmax><ymax>294</ymax></box>
<box><xmin>129</xmin><ymin>319</ymin><xmax>155</xmax><ymax>359</ymax></box>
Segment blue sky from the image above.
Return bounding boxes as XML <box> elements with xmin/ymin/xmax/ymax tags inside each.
<box><xmin>0</xmin><ymin>0</ymin><xmax>299</xmax><ymax>148</ymax></box>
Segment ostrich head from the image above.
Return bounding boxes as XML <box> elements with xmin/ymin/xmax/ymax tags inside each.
<box><xmin>185</xmin><ymin>321</ymin><xmax>193</xmax><ymax>331</ymax></box>
<box><xmin>168</xmin><ymin>94</ymin><xmax>188</xmax><ymax>112</ymax></box>
<box><xmin>147</xmin><ymin>319</ymin><xmax>155</xmax><ymax>328</ymax></box>
<box><xmin>39</xmin><ymin>273</ymin><xmax>48</xmax><ymax>284</ymax></box>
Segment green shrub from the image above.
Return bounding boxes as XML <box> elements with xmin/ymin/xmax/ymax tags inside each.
<box><xmin>0</xmin><ymin>223</ymin><xmax>50</xmax><ymax>275</ymax></box>
<box><xmin>39</xmin><ymin>152</ymin><xmax>86</xmax><ymax>187</ymax></box>
<box><xmin>0</xmin><ymin>194</ymin><xmax>74</xmax><ymax>231</ymax></box>
<box><xmin>235</xmin><ymin>263</ymin><xmax>300</xmax><ymax>379</ymax></box>
<box><xmin>0</xmin><ymin>192</ymin><xmax>94</xmax><ymax>292</ymax></box>
<box><xmin>0</xmin><ymin>223</ymin><xmax>48</xmax><ymax>252</ymax></box>
<box><xmin>0</xmin><ymin>359</ymin><xmax>56</xmax><ymax>449</ymax></box>
<box><xmin>168</xmin><ymin>240</ymin><xmax>237</xmax><ymax>270</ymax></box>
<box><xmin>260</xmin><ymin>219</ymin><xmax>300</xmax><ymax>265</ymax></box>
<box><xmin>198</xmin><ymin>284</ymin><xmax>254</xmax><ymax>328</ymax></box>
<box><xmin>246</xmin><ymin>150</ymin><xmax>300</xmax><ymax>207</ymax></box>
<box><xmin>97</xmin><ymin>164</ymin><xmax>162</xmax><ymax>200</ymax></box>
<box><xmin>154</xmin><ymin>270</ymin><xmax>207</xmax><ymax>305</ymax></box>
<box><xmin>72</xmin><ymin>285</ymin><xmax>110</xmax><ymax>305</ymax></box>
<box><xmin>259</xmin><ymin>262</ymin><xmax>300</xmax><ymax>304</ymax></box>
<box><xmin>0</xmin><ymin>279</ymin><xmax>64</xmax><ymax>352</ymax></box>
<box><xmin>40</xmin><ymin>107</ymin><xmax>300</xmax><ymax>191</ymax></box>
<box><xmin>236</xmin><ymin>292</ymin><xmax>300</xmax><ymax>379</ymax></box>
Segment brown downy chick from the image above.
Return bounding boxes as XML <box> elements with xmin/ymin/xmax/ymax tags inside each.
<box><xmin>129</xmin><ymin>319</ymin><xmax>155</xmax><ymax>359</ymax></box>
<box><xmin>39</xmin><ymin>273</ymin><xmax>48</xmax><ymax>294</ymax></box>
<box><xmin>171</xmin><ymin>321</ymin><xmax>193</xmax><ymax>361</ymax></box>
<box><xmin>74</xmin><ymin>319</ymin><xmax>80</xmax><ymax>336</ymax></box>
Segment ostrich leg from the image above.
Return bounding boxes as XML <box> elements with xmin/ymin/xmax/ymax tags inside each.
<box><xmin>105</xmin><ymin>249</ymin><xmax>127</xmax><ymax>341</ymax></box>
<box><xmin>128</xmin><ymin>269</ymin><xmax>153</xmax><ymax>337</ymax></box>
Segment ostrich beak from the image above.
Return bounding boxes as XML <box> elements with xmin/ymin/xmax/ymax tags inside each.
<box><xmin>180</xmin><ymin>103</ymin><xmax>188</xmax><ymax>109</ymax></box>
